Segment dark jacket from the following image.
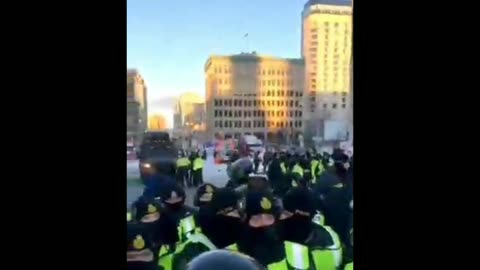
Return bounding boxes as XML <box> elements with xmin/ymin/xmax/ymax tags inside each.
<box><xmin>142</xmin><ymin>174</ymin><xmax>175</xmax><ymax>199</ymax></box>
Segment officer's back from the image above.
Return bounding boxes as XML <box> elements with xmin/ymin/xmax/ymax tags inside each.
<box><xmin>127</xmin><ymin>222</ymin><xmax>163</xmax><ymax>270</ymax></box>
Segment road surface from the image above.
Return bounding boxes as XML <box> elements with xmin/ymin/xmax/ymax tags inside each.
<box><xmin>127</xmin><ymin>154</ymin><xmax>229</xmax><ymax>208</ymax></box>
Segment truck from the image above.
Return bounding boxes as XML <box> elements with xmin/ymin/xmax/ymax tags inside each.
<box><xmin>137</xmin><ymin>131</ymin><xmax>178</xmax><ymax>181</ymax></box>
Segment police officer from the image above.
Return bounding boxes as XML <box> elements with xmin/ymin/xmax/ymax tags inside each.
<box><xmin>278</xmin><ymin>187</ymin><xmax>343</xmax><ymax>270</ymax></box>
<box><xmin>186</xmin><ymin>250</ymin><xmax>266</xmax><ymax>270</ymax></box>
<box><xmin>197</xmin><ymin>188</ymin><xmax>243</xmax><ymax>249</ymax></box>
<box><xmin>312</xmin><ymin>152</ymin><xmax>352</xmax><ymax>245</ymax></box>
<box><xmin>267</xmin><ymin>152</ymin><xmax>288</xmax><ymax>197</ymax></box>
<box><xmin>131</xmin><ymin>196</ymin><xmax>164</xmax><ymax>258</ymax></box>
<box><xmin>176</xmin><ymin>152</ymin><xmax>191</xmax><ymax>188</ymax></box>
<box><xmin>247</xmin><ymin>173</ymin><xmax>271</xmax><ymax>194</ymax></box>
<box><xmin>127</xmin><ymin>222</ymin><xmax>164</xmax><ymax>270</ymax></box>
<box><xmin>236</xmin><ymin>191</ymin><xmax>286</xmax><ymax>268</ymax></box>
<box><xmin>310</xmin><ymin>152</ymin><xmax>325</xmax><ymax>184</ymax></box>
<box><xmin>156</xmin><ymin>181</ymin><xmax>215</xmax><ymax>270</ymax></box>
<box><xmin>192</xmin><ymin>153</ymin><xmax>205</xmax><ymax>187</ymax></box>
<box><xmin>193</xmin><ymin>183</ymin><xmax>217</xmax><ymax>208</ymax></box>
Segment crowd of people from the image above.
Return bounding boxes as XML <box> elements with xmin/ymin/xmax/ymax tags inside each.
<box><xmin>127</xmin><ymin>147</ymin><xmax>353</xmax><ymax>270</ymax></box>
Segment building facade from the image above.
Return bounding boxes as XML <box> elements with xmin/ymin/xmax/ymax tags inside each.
<box><xmin>205</xmin><ymin>53</ymin><xmax>305</xmax><ymax>142</ymax></box>
<box><xmin>148</xmin><ymin>115</ymin><xmax>167</xmax><ymax>130</ymax></box>
<box><xmin>301</xmin><ymin>0</ymin><xmax>353</xmax><ymax>139</ymax></box>
<box><xmin>127</xmin><ymin>69</ymin><xmax>148</xmax><ymax>143</ymax></box>
<box><xmin>172</xmin><ymin>93</ymin><xmax>206</xmax><ymax>142</ymax></box>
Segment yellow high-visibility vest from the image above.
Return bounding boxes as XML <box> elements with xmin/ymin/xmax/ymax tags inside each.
<box><xmin>193</xmin><ymin>158</ymin><xmax>204</xmax><ymax>171</ymax></box>
<box><xmin>176</xmin><ymin>157</ymin><xmax>191</xmax><ymax>168</ymax></box>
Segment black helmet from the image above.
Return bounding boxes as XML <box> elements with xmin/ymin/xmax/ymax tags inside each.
<box><xmin>247</xmin><ymin>173</ymin><xmax>270</xmax><ymax>192</ymax></box>
<box><xmin>187</xmin><ymin>250</ymin><xmax>265</xmax><ymax>270</ymax></box>
<box><xmin>194</xmin><ymin>183</ymin><xmax>217</xmax><ymax>207</ymax></box>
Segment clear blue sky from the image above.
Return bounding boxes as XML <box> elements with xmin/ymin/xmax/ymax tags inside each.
<box><xmin>127</xmin><ymin>0</ymin><xmax>307</xmax><ymax>127</ymax></box>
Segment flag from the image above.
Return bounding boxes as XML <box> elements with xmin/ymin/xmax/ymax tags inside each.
<box><xmin>244</xmin><ymin>33</ymin><xmax>248</xmax><ymax>38</ymax></box>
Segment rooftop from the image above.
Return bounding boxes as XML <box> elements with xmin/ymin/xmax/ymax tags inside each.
<box><xmin>208</xmin><ymin>52</ymin><xmax>304</xmax><ymax>64</ymax></box>
<box><xmin>304</xmin><ymin>0</ymin><xmax>352</xmax><ymax>8</ymax></box>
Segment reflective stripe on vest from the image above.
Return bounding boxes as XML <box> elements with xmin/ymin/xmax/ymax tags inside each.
<box><xmin>311</xmin><ymin>160</ymin><xmax>320</xmax><ymax>182</ymax></box>
<box><xmin>284</xmin><ymin>241</ymin><xmax>310</xmax><ymax>269</ymax></box>
<box><xmin>193</xmin><ymin>158</ymin><xmax>204</xmax><ymax>171</ymax></box>
<box><xmin>158</xmin><ymin>233</ymin><xmax>216</xmax><ymax>270</ymax></box>
<box><xmin>175</xmin><ymin>233</ymin><xmax>217</xmax><ymax>254</ymax></box>
<box><xmin>292</xmin><ymin>164</ymin><xmax>303</xmax><ymax>177</ymax></box>
<box><xmin>322</xmin><ymin>225</ymin><xmax>343</xmax><ymax>267</ymax></box>
<box><xmin>280</xmin><ymin>162</ymin><xmax>287</xmax><ymax>174</ymax></box>
<box><xmin>312</xmin><ymin>211</ymin><xmax>325</xmax><ymax>226</ymax></box>
<box><xmin>178</xmin><ymin>215</ymin><xmax>198</xmax><ymax>241</ymax></box>
<box><xmin>225</xmin><ymin>243</ymin><xmax>238</xmax><ymax>251</ymax></box>
<box><xmin>344</xmin><ymin>262</ymin><xmax>353</xmax><ymax>270</ymax></box>
<box><xmin>267</xmin><ymin>259</ymin><xmax>288</xmax><ymax>270</ymax></box>
<box><xmin>311</xmin><ymin>249</ymin><xmax>336</xmax><ymax>270</ymax></box>
<box><xmin>158</xmin><ymin>245</ymin><xmax>174</xmax><ymax>270</ymax></box>
<box><xmin>176</xmin><ymin>158</ymin><xmax>190</xmax><ymax>168</ymax></box>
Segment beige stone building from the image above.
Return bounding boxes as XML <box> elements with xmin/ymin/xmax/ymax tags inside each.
<box><xmin>302</xmin><ymin>0</ymin><xmax>352</xmax><ymax>139</ymax></box>
<box><xmin>172</xmin><ymin>93</ymin><xmax>206</xmax><ymax>143</ymax></box>
<box><xmin>127</xmin><ymin>69</ymin><xmax>148</xmax><ymax>143</ymax></box>
<box><xmin>205</xmin><ymin>53</ymin><xmax>305</xmax><ymax>142</ymax></box>
<box><xmin>148</xmin><ymin>115</ymin><xmax>167</xmax><ymax>130</ymax></box>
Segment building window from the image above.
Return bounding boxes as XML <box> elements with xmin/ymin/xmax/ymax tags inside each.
<box><xmin>332</xmin><ymin>103</ymin><xmax>337</xmax><ymax>109</ymax></box>
<box><xmin>299</xmin><ymin>121</ymin><xmax>302</xmax><ymax>127</ymax></box>
<box><xmin>267</xmin><ymin>91</ymin><xmax>271</xmax><ymax>96</ymax></box>
<box><xmin>323</xmin><ymin>104</ymin><xmax>327</xmax><ymax>109</ymax></box>
<box><xmin>295</xmin><ymin>101</ymin><xmax>299</xmax><ymax>107</ymax></box>
<box><xmin>219</xmin><ymin>110</ymin><xmax>223</xmax><ymax>117</ymax></box>
<box><xmin>214</xmin><ymin>99</ymin><xmax>218</xmax><ymax>106</ymax></box>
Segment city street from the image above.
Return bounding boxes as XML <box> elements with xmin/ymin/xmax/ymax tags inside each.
<box><xmin>127</xmin><ymin>154</ymin><xmax>229</xmax><ymax>207</ymax></box>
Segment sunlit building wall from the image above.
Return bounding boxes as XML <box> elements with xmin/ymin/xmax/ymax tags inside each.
<box><xmin>302</xmin><ymin>0</ymin><xmax>352</xmax><ymax>125</ymax></box>
<box><xmin>127</xmin><ymin>69</ymin><xmax>148</xmax><ymax>143</ymax></box>
<box><xmin>205</xmin><ymin>53</ymin><xmax>305</xmax><ymax>141</ymax></box>
<box><xmin>148</xmin><ymin>115</ymin><xmax>167</xmax><ymax>130</ymax></box>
